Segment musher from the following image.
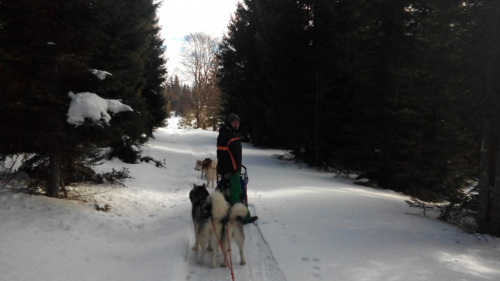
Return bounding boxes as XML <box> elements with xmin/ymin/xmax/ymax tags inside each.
<box><xmin>217</xmin><ymin>114</ymin><xmax>258</xmax><ymax>224</ymax></box>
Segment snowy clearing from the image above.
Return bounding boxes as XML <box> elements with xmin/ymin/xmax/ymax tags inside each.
<box><xmin>1</xmin><ymin>116</ymin><xmax>500</xmax><ymax>281</ymax></box>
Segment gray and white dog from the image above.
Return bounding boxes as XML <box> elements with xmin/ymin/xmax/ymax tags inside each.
<box><xmin>189</xmin><ymin>183</ymin><xmax>210</xmax><ymax>252</ymax></box>
<box><xmin>194</xmin><ymin>190</ymin><xmax>247</xmax><ymax>268</ymax></box>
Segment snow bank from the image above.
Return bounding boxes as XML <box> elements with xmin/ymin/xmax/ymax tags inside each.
<box><xmin>67</xmin><ymin>91</ymin><xmax>133</xmax><ymax>127</ymax></box>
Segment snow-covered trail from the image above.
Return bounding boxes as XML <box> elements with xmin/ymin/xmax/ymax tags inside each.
<box><xmin>1</xmin><ymin>123</ymin><xmax>500</xmax><ymax>281</ymax></box>
<box><xmin>0</xmin><ymin>127</ymin><xmax>285</xmax><ymax>281</ymax></box>
<box><xmin>142</xmin><ymin>128</ymin><xmax>287</xmax><ymax>281</ymax></box>
<box><xmin>242</xmin><ymin>144</ymin><xmax>500</xmax><ymax>281</ymax></box>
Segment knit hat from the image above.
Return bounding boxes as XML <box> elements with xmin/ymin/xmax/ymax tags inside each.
<box><xmin>228</xmin><ymin>114</ymin><xmax>240</xmax><ymax>123</ymax></box>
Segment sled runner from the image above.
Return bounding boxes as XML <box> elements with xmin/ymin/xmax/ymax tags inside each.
<box><xmin>240</xmin><ymin>165</ymin><xmax>249</xmax><ymax>206</ymax></box>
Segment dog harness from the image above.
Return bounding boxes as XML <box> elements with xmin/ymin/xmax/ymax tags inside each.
<box><xmin>217</xmin><ymin>137</ymin><xmax>239</xmax><ymax>172</ymax></box>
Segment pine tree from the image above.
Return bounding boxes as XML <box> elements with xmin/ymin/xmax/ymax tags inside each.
<box><xmin>0</xmin><ymin>0</ymin><xmax>117</xmax><ymax>196</ymax></box>
<box><xmin>166</xmin><ymin>75</ymin><xmax>182</xmax><ymax>113</ymax></box>
<box><xmin>217</xmin><ymin>0</ymin><xmax>273</xmax><ymax>145</ymax></box>
<box><xmin>0</xmin><ymin>0</ymin><xmax>168</xmax><ymax>196</ymax></box>
<box><xmin>461</xmin><ymin>0</ymin><xmax>500</xmax><ymax>236</ymax></box>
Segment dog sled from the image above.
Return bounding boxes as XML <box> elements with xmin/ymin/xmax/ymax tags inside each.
<box><xmin>240</xmin><ymin>165</ymin><xmax>249</xmax><ymax>206</ymax></box>
<box><xmin>217</xmin><ymin>164</ymin><xmax>249</xmax><ymax>207</ymax></box>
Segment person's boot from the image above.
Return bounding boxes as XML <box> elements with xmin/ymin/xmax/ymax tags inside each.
<box><xmin>246</xmin><ymin>216</ymin><xmax>258</xmax><ymax>224</ymax></box>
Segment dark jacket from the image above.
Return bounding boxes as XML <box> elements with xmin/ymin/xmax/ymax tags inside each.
<box><xmin>217</xmin><ymin>123</ymin><xmax>242</xmax><ymax>175</ymax></box>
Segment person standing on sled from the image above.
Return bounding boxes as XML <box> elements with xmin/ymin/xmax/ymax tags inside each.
<box><xmin>217</xmin><ymin>114</ymin><xmax>258</xmax><ymax>224</ymax></box>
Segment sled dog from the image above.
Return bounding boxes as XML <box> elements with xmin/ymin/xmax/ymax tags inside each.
<box><xmin>220</xmin><ymin>202</ymin><xmax>247</xmax><ymax>267</ymax></box>
<box><xmin>196</xmin><ymin>191</ymin><xmax>247</xmax><ymax>268</ymax></box>
<box><xmin>189</xmin><ymin>183</ymin><xmax>210</xmax><ymax>251</ymax></box>
<box><xmin>194</xmin><ymin>159</ymin><xmax>209</xmax><ymax>178</ymax></box>
<box><xmin>194</xmin><ymin>158</ymin><xmax>218</xmax><ymax>187</ymax></box>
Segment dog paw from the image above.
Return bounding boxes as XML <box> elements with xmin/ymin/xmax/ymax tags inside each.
<box><xmin>240</xmin><ymin>261</ymin><xmax>246</xmax><ymax>265</ymax></box>
<box><xmin>197</xmin><ymin>260</ymin><xmax>203</xmax><ymax>265</ymax></box>
<box><xmin>191</xmin><ymin>246</ymin><xmax>199</xmax><ymax>251</ymax></box>
<box><xmin>220</xmin><ymin>262</ymin><xmax>228</xmax><ymax>267</ymax></box>
<box><xmin>206</xmin><ymin>246</ymin><xmax>213</xmax><ymax>251</ymax></box>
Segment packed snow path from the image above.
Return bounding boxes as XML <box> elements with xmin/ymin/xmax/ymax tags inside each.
<box><xmin>1</xmin><ymin>122</ymin><xmax>500</xmax><ymax>281</ymax></box>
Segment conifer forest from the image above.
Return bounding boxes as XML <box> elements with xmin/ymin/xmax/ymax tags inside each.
<box><xmin>217</xmin><ymin>0</ymin><xmax>500</xmax><ymax>236</ymax></box>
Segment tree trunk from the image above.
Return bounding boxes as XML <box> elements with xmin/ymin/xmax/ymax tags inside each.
<box><xmin>46</xmin><ymin>155</ymin><xmax>60</xmax><ymax>198</ymax></box>
<box><xmin>195</xmin><ymin>111</ymin><xmax>201</xmax><ymax>129</ymax></box>
<box><xmin>253</xmin><ymin>117</ymin><xmax>257</xmax><ymax>146</ymax></box>
<box><xmin>477</xmin><ymin>2</ymin><xmax>500</xmax><ymax>235</ymax></box>
<box><xmin>490</xmin><ymin>134</ymin><xmax>500</xmax><ymax>236</ymax></box>
<box><xmin>477</xmin><ymin>120</ymin><xmax>491</xmax><ymax>233</ymax></box>
<box><xmin>314</xmin><ymin>69</ymin><xmax>320</xmax><ymax>166</ymax></box>
<box><xmin>60</xmin><ymin>177</ymin><xmax>69</xmax><ymax>199</ymax></box>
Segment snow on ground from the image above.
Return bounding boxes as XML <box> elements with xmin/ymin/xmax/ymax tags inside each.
<box><xmin>1</xmin><ymin>121</ymin><xmax>500</xmax><ymax>281</ymax></box>
<box><xmin>165</xmin><ymin>112</ymin><xmax>181</xmax><ymax>130</ymax></box>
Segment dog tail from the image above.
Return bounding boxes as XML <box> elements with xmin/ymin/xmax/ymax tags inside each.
<box><xmin>210</xmin><ymin>191</ymin><xmax>229</xmax><ymax>220</ymax></box>
<box><xmin>210</xmin><ymin>158</ymin><xmax>218</xmax><ymax>169</ymax></box>
<box><xmin>229</xmin><ymin>203</ymin><xmax>248</xmax><ymax>222</ymax></box>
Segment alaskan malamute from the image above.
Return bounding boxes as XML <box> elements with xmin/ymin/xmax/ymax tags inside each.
<box><xmin>195</xmin><ymin>191</ymin><xmax>247</xmax><ymax>268</ymax></box>
<box><xmin>189</xmin><ymin>183</ymin><xmax>210</xmax><ymax>251</ymax></box>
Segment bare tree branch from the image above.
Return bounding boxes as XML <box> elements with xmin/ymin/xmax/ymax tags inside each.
<box><xmin>180</xmin><ymin>32</ymin><xmax>220</xmax><ymax>128</ymax></box>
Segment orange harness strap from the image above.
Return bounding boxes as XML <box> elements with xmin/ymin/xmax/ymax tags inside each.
<box><xmin>217</xmin><ymin>137</ymin><xmax>240</xmax><ymax>171</ymax></box>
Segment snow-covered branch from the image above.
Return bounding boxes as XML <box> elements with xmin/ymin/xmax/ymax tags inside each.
<box><xmin>89</xmin><ymin>69</ymin><xmax>112</xmax><ymax>80</ymax></box>
<box><xmin>67</xmin><ymin>92</ymin><xmax>133</xmax><ymax>127</ymax></box>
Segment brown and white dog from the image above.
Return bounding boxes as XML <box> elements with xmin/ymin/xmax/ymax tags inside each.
<box><xmin>194</xmin><ymin>158</ymin><xmax>218</xmax><ymax>187</ymax></box>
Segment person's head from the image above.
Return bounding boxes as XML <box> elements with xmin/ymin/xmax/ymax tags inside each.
<box><xmin>228</xmin><ymin>114</ymin><xmax>240</xmax><ymax>130</ymax></box>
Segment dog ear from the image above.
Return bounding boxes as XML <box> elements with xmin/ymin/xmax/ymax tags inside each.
<box><xmin>193</xmin><ymin>183</ymin><xmax>197</xmax><ymax>189</ymax></box>
<box><xmin>202</xmin><ymin>183</ymin><xmax>206</xmax><ymax>188</ymax></box>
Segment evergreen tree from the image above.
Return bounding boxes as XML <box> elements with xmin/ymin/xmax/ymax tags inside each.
<box><xmin>219</xmin><ymin>0</ymin><xmax>473</xmax><ymax>195</ymax></box>
<box><xmin>0</xmin><ymin>0</ymin><xmax>168</xmax><ymax>196</ymax></box>
<box><xmin>138</xmin><ymin>0</ymin><xmax>168</xmax><ymax>136</ymax></box>
<box><xmin>218</xmin><ymin>0</ymin><xmax>275</xmax><ymax>145</ymax></box>
<box><xmin>460</xmin><ymin>0</ymin><xmax>500</xmax><ymax>236</ymax></box>
<box><xmin>166</xmin><ymin>75</ymin><xmax>182</xmax><ymax>113</ymax></box>
<box><xmin>179</xmin><ymin>84</ymin><xmax>194</xmax><ymax>116</ymax></box>
<box><xmin>217</xmin><ymin>0</ymin><xmax>500</xmax><ymax>236</ymax></box>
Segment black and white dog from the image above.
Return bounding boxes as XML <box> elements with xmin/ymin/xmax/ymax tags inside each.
<box><xmin>189</xmin><ymin>183</ymin><xmax>210</xmax><ymax>252</ymax></box>
<box><xmin>189</xmin><ymin>186</ymin><xmax>247</xmax><ymax>268</ymax></box>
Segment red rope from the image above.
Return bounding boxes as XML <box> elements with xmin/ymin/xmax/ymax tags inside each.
<box><xmin>211</xmin><ymin>220</ymin><xmax>235</xmax><ymax>281</ymax></box>
<box><xmin>226</xmin><ymin>224</ymin><xmax>234</xmax><ymax>279</ymax></box>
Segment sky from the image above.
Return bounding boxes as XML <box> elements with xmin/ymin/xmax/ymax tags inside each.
<box><xmin>157</xmin><ymin>0</ymin><xmax>240</xmax><ymax>82</ymax></box>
